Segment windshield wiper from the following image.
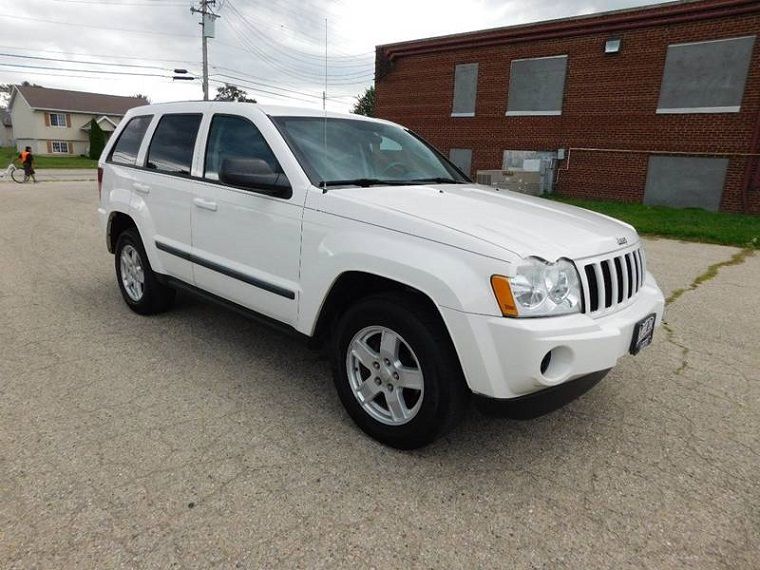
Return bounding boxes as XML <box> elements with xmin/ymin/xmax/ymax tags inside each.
<box><xmin>409</xmin><ymin>177</ymin><xmax>460</xmax><ymax>184</ymax></box>
<box><xmin>319</xmin><ymin>178</ymin><xmax>412</xmax><ymax>188</ymax></box>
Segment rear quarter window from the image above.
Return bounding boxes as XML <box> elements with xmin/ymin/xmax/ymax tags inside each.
<box><xmin>109</xmin><ymin>115</ymin><xmax>153</xmax><ymax>165</ymax></box>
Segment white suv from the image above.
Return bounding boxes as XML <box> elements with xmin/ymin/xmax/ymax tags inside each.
<box><xmin>98</xmin><ymin>101</ymin><xmax>664</xmax><ymax>448</ymax></box>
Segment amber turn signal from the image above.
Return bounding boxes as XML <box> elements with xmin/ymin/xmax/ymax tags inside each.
<box><xmin>490</xmin><ymin>275</ymin><xmax>519</xmax><ymax>317</ymax></box>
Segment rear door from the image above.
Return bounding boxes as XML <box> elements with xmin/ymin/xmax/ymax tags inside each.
<box><xmin>190</xmin><ymin>112</ymin><xmax>303</xmax><ymax>325</ymax></box>
<box><xmin>137</xmin><ymin>113</ymin><xmax>204</xmax><ymax>284</ymax></box>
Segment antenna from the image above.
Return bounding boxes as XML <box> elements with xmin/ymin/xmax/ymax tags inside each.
<box><xmin>322</xmin><ymin>17</ymin><xmax>328</xmax><ymax>192</ymax></box>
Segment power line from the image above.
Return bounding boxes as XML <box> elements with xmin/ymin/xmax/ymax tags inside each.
<box><xmin>0</xmin><ymin>45</ymin><xmax>198</xmax><ymax>66</ymax></box>
<box><xmin>0</xmin><ymin>62</ymin><xmax>171</xmax><ymax>78</ymax></box>
<box><xmin>51</xmin><ymin>0</ymin><xmax>187</xmax><ymax>5</ymax></box>
<box><xmin>207</xmin><ymin>78</ymin><xmax>318</xmax><ymax>105</ymax></box>
<box><xmin>220</xmin><ymin>18</ymin><xmax>373</xmax><ymax>84</ymax></box>
<box><xmin>0</xmin><ymin>52</ymin><xmax>173</xmax><ymax>71</ymax></box>
<box><xmin>0</xmin><ymin>13</ymin><xmax>196</xmax><ymax>38</ymax></box>
<box><xmin>225</xmin><ymin>1</ymin><xmax>373</xmax><ymax>66</ymax></box>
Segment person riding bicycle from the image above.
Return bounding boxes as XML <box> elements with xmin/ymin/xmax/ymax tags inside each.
<box><xmin>18</xmin><ymin>146</ymin><xmax>36</xmax><ymax>183</ymax></box>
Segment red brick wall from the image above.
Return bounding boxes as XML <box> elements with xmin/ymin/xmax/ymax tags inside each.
<box><xmin>375</xmin><ymin>10</ymin><xmax>760</xmax><ymax>213</ymax></box>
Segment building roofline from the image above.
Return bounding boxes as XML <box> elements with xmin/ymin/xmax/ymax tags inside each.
<box><xmin>377</xmin><ymin>0</ymin><xmax>760</xmax><ymax>60</ymax></box>
<box><xmin>31</xmin><ymin>106</ymin><xmax>126</xmax><ymax>116</ymax></box>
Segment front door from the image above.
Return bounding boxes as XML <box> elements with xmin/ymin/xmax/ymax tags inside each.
<box><xmin>190</xmin><ymin>114</ymin><xmax>302</xmax><ymax>326</ymax></box>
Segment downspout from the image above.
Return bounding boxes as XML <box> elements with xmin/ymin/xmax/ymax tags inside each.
<box><xmin>741</xmin><ymin>103</ymin><xmax>760</xmax><ymax>212</ymax></box>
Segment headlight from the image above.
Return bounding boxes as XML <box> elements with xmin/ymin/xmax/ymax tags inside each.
<box><xmin>491</xmin><ymin>257</ymin><xmax>582</xmax><ymax>317</ymax></box>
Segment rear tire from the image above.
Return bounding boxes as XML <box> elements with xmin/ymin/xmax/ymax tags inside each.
<box><xmin>114</xmin><ymin>228</ymin><xmax>175</xmax><ymax>315</ymax></box>
<box><xmin>331</xmin><ymin>293</ymin><xmax>468</xmax><ymax>449</ymax></box>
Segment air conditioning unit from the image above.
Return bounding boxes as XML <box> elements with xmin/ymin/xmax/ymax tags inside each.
<box><xmin>476</xmin><ymin>169</ymin><xmax>513</xmax><ymax>188</ymax></box>
<box><xmin>476</xmin><ymin>169</ymin><xmax>543</xmax><ymax>196</ymax></box>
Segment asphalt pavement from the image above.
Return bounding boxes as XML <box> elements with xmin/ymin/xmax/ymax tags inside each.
<box><xmin>1</xmin><ymin>181</ymin><xmax>758</xmax><ymax>568</ymax></box>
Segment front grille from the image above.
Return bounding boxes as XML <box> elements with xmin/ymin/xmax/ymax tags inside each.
<box><xmin>580</xmin><ymin>247</ymin><xmax>645</xmax><ymax>315</ymax></box>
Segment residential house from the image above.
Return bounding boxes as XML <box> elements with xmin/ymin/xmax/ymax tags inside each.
<box><xmin>0</xmin><ymin>110</ymin><xmax>12</xmax><ymax>147</ymax></box>
<box><xmin>8</xmin><ymin>85</ymin><xmax>147</xmax><ymax>156</ymax></box>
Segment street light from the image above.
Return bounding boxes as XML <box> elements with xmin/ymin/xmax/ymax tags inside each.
<box><xmin>173</xmin><ymin>69</ymin><xmax>195</xmax><ymax>81</ymax></box>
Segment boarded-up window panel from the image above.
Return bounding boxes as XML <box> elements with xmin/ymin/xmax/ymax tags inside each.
<box><xmin>643</xmin><ymin>156</ymin><xmax>729</xmax><ymax>211</ymax></box>
<box><xmin>657</xmin><ymin>36</ymin><xmax>756</xmax><ymax>112</ymax></box>
<box><xmin>46</xmin><ymin>140</ymin><xmax>52</xmax><ymax>153</ymax></box>
<box><xmin>69</xmin><ymin>142</ymin><xmax>74</xmax><ymax>154</ymax></box>
<box><xmin>66</xmin><ymin>114</ymin><xmax>71</xmax><ymax>128</ymax></box>
<box><xmin>506</xmin><ymin>56</ymin><xmax>567</xmax><ymax>115</ymax></box>
<box><xmin>452</xmin><ymin>63</ymin><xmax>478</xmax><ymax>116</ymax></box>
<box><xmin>449</xmin><ymin>149</ymin><xmax>473</xmax><ymax>177</ymax></box>
<box><xmin>44</xmin><ymin>113</ymin><xmax>50</xmax><ymax>127</ymax></box>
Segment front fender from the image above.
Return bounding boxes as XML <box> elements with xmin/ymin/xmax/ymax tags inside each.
<box><xmin>297</xmin><ymin>210</ymin><xmax>514</xmax><ymax>336</ymax></box>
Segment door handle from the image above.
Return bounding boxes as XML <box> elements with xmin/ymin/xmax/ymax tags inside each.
<box><xmin>193</xmin><ymin>198</ymin><xmax>218</xmax><ymax>211</ymax></box>
<box><xmin>133</xmin><ymin>182</ymin><xmax>150</xmax><ymax>194</ymax></box>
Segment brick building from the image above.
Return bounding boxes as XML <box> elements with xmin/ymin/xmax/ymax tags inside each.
<box><xmin>374</xmin><ymin>0</ymin><xmax>760</xmax><ymax>213</ymax></box>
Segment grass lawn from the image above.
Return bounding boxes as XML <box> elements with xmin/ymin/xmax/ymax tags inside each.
<box><xmin>0</xmin><ymin>146</ymin><xmax>97</xmax><ymax>169</ymax></box>
<box><xmin>549</xmin><ymin>195</ymin><xmax>760</xmax><ymax>249</ymax></box>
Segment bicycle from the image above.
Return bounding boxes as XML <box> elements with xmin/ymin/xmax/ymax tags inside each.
<box><xmin>1</xmin><ymin>162</ymin><xmax>30</xmax><ymax>183</ymax></box>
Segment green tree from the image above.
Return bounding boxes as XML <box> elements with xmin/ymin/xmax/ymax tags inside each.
<box><xmin>88</xmin><ymin>119</ymin><xmax>106</xmax><ymax>160</ymax></box>
<box><xmin>351</xmin><ymin>85</ymin><xmax>375</xmax><ymax>117</ymax></box>
<box><xmin>214</xmin><ymin>84</ymin><xmax>256</xmax><ymax>102</ymax></box>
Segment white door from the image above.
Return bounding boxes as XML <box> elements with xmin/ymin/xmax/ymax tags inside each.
<box><xmin>190</xmin><ymin>114</ymin><xmax>302</xmax><ymax>325</ymax></box>
<box><xmin>139</xmin><ymin>113</ymin><xmax>204</xmax><ymax>284</ymax></box>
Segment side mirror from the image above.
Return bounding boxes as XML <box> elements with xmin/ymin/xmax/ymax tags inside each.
<box><xmin>219</xmin><ymin>158</ymin><xmax>292</xmax><ymax>198</ymax></box>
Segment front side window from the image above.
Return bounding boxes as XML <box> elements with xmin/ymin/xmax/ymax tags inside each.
<box><xmin>109</xmin><ymin>115</ymin><xmax>152</xmax><ymax>166</ymax></box>
<box><xmin>272</xmin><ymin>117</ymin><xmax>468</xmax><ymax>187</ymax></box>
<box><xmin>51</xmin><ymin>141</ymin><xmax>69</xmax><ymax>153</ymax></box>
<box><xmin>49</xmin><ymin>113</ymin><xmax>67</xmax><ymax>127</ymax></box>
<box><xmin>204</xmin><ymin>114</ymin><xmax>283</xmax><ymax>181</ymax></box>
<box><xmin>146</xmin><ymin>113</ymin><xmax>202</xmax><ymax>175</ymax></box>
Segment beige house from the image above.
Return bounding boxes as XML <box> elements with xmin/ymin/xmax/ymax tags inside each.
<box><xmin>8</xmin><ymin>85</ymin><xmax>147</xmax><ymax>156</ymax></box>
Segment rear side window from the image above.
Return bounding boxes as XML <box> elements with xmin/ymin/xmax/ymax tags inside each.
<box><xmin>146</xmin><ymin>113</ymin><xmax>202</xmax><ymax>175</ymax></box>
<box><xmin>204</xmin><ymin>114</ymin><xmax>283</xmax><ymax>181</ymax></box>
<box><xmin>109</xmin><ymin>115</ymin><xmax>152</xmax><ymax>165</ymax></box>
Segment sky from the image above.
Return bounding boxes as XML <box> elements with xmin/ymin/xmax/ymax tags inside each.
<box><xmin>0</xmin><ymin>0</ymin><xmax>667</xmax><ymax>112</ymax></box>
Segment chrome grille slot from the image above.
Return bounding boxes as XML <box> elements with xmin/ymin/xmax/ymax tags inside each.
<box><xmin>579</xmin><ymin>246</ymin><xmax>646</xmax><ymax>316</ymax></box>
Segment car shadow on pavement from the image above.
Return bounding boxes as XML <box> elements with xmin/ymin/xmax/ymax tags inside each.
<box><xmin>163</xmin><ymin>290</ymin><xmax>608</xmax><ymax>462</ymax></box>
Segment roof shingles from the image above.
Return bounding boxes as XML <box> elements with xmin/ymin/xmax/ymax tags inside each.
<box><xmin>16</xmin><ymin>85</ymin><xmax>147</xmax><ymax>116</ymax></box>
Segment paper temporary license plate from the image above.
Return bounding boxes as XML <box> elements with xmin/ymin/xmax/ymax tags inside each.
<box><xmin>630</xmin><ymin>313</ymin><xmax>656</xmax><ymax>355</ymax></box>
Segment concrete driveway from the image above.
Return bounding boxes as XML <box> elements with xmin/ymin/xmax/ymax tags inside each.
<box><xmin>1</xmin><ymin>181</ymin><xmax>758</xmax><ymax>569</ymax></box>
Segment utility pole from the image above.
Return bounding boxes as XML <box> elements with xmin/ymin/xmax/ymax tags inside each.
<box><xmin>191</xmin><ymin>0</ymin><xmax>218</xmax><ymax>101</ymax></box>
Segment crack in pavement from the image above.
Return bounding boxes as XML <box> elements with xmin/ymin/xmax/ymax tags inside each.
<box><xmin>665</xmin><ymin>248</ymin><xmax>755</xmax><ymax>306</ymax></box>
<box><xmin>662</xmin><ymin>248</ymin><xmax>755</xmax><ymax>375</ymax></box>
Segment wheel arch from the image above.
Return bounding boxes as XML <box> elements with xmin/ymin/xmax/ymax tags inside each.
<box><xmin>106</xmin><ymin>210</ymin><xmax>137</xmax><ymax>253</ymax></box>
<box><xmin>310</xmin><ymin>271</ymin><xmax>452</xmax><ymax>351</ymax></box>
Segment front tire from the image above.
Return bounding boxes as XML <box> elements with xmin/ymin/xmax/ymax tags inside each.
<box><xmin>114</xmin><ymin>228</ymin><xmax>175</xmax><ymax>315</ymax></box>
<box><xmin>331</xmin><ymin>293</ymin><xmax>468</xmax><ymax>449</ymax></box>
<box><xmin>11</xmin><ymin>168</ymin><xmax>26</xmax><ymax>183</ymax></box>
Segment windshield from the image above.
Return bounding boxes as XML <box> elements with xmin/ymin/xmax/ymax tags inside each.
<box><xmin>271</xmin><ymin>116</ymin><xmax>469</xmax><ymax>187</ymax></box>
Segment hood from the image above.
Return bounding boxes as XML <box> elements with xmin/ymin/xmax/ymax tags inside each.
<box><xmin>322</xmin><ymin>183</ymin><xmax>639</xmax><ymax>261</ymax></box>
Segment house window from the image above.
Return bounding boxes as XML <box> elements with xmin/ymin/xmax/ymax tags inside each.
<box><xmin>51</xmin><ymin>141</ymin><xmax>69</xmax><ymax>154</ymax></box>
<box><xmin>49</xmin><ymin>113</ymin><xmax>68</xmax><ymax>127</ymax></box>
<box><xmin>452</xmin><ymin>63</ymin><xmax>478</xmax><ymax>117</ymax></box>
<box><xmin>506</xmin><ymin>55</ymin><xmax>568</xmax><ymax>116</ymax></box>
<box><xmin>657</xmin><ymin>36</ymin><xmax>756</xmax><ymax>114</ymax></box>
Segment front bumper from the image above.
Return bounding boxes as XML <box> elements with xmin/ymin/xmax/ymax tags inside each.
<box><xmin>441</xmin><ymin>273</ymin><xmax>665</xmax><ymax>399</ymax></box>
